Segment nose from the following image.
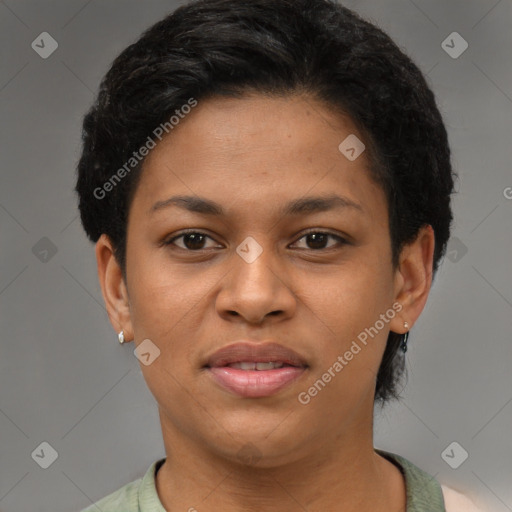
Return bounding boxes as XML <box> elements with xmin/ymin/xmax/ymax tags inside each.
<box><xmin>215</xmin><ymin>238</ymin><xmax>297</xmax><ymax>325</ymax></box>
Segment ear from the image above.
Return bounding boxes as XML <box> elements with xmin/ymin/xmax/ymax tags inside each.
<box><xmin>95</xmin><ymin>234</ymin><xmax>134</xmax><ymax>342</ymax></box>
<box><xmin>389</xmin><ymin>224</ymin><xmax>435</xmax><ymax>334</ymax></box>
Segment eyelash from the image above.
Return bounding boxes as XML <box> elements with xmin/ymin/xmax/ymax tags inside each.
<box><xmin>163</xmin><ymin>228</ymin><xmax>348</xmax><ymax>252</ymax></box>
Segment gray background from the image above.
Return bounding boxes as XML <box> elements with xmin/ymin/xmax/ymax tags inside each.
<box><xmin>0</xmin><ymin>0</ymin><xmax>511</xmax><ymax>510</ymax></box>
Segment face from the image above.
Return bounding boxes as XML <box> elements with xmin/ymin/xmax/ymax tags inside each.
<box><xmin>98</xmin><ymin>94</ymin><xmax>431</xmax><ymax>467</ymax></box>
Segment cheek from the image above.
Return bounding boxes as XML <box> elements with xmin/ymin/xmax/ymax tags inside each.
<box><xmin>299</xmin><ymin>259</ymin><xmax>394</xmax><ymax>398</ymax></box>
<box><xmin>128</xmin><ymin>254</ymin><xmax>209</xmax><ymax>335</ymax></box>
<box><xmin>127</xmin><ymin>266</ymin><xmax>208</xmax><ymax>413</ymax></box>
<box><xmin>311</xmin><ymin>260</ymin><xmax>394</xmax><ymax>340</ymax></box>
<box><xmin>127</xmin><ymin>256</ymin><xmax>223</xmax><ymax>385</ymax></box>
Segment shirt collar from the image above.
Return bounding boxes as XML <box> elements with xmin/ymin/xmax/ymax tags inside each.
<box><xmin>138</xmin><ymin>457</ymin><xmax>167</xmax><ymax>511</ymax></box>
<box><xmin>138</xmin><ymin>451</ymin><xmax>445</xmax><ymax>512</ymax></box>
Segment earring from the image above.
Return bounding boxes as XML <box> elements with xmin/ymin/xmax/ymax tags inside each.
<box><xmin>400</xmin><ymin>321</ymin><xmax>409</xmax><ymax>353</ymax></box>
<box><xmin>118</xmin><ymin>330</ymin><xmax>125</xmax><ymax>344</ymax></box>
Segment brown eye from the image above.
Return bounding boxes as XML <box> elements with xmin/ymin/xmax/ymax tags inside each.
<box><xmin>165</xmin><ymin>231</ymin><xmax>218</xmax><ymax>251</ymax></box>
<box><xmin>305</xmin><ymin>233</ymin><xmax>329</xmax><ymax>250</ymax></box>
<box><xmin>292</xmin><ymin>231</ymin><xmax>347</xmax><ymax>250</ymax></box>
<box><xmin>181</xmin><ymin>233</ymin><xmax>207</xmax><ymax>250</ymax></box>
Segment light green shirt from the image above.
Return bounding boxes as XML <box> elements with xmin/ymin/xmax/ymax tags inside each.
<box><xmin>81</xmin><ymin>449</ymin><xmax>446</xmax><ymax>511</ymax></box>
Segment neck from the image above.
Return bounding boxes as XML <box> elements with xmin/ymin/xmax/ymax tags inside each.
<box><xmin>155</xmin><ymin>410</ymin><xmax>406</xmax><ymax>512</ymax></box>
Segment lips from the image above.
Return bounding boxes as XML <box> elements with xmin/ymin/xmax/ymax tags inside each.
<box><xmin>204</xmin><ymin>341</ymin><xmax>308</xmax><ymax>398</ymax></box>
<box><xmin>204</xmin><ymin>341</ymin><xmax>308</xmax><ymax>369</ymax></box>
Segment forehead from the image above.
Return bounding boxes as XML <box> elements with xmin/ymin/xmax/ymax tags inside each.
<box><xmin>130</xmin><ymin>94</ymin><xmax>386</xmax><ymax>223</ymax></box>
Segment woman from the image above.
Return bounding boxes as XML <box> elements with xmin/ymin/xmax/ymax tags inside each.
<box><xmin>76</xmin><ymin>0</ymin><xmax>482</xmax><ymax>510</ymax></box>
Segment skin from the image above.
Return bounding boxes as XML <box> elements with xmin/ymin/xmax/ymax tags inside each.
<box><xmin>96</xmin><ymin>94</ymin><xmax>434</xmax><ymax>512</ymax></box>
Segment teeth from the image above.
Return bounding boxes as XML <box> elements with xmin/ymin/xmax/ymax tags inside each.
<box><xmin>233</xmin><ymin>362</ymin><xmax>256</xmax><ymax>370</ymax></box>
<box><xmin>228</xmin><ymin>361</ymin><xmax>285</xmax><ymax>370</ymax></box>
<box><xmin>256</xmin><ymin>361</ymin><xmax>284</xmax><ymax>370</ymax></box>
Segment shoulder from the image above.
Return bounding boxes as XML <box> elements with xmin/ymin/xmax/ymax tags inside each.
<box><xmin>441</xmin><ymin>485</ymin><xmax>486</xmax><ymax>512</ymax></box>
<box><xmin>376</xmin><ymin>449</ymin><xmax>445</xmax><ymax>510</ymax></box>
<box><xmin>80</xmin><ymin>477</ymin><xmax>142</xmax><ymax>512</ymax></box>
<box><xmin>80</xmin><ymin>458</ymin><xmax>166</xmax><ymax>512</ymax></box>
<box><xmin>376</xmin><ymin>449</ymin><xmax>487</xmax><ymax>512</ymax></box>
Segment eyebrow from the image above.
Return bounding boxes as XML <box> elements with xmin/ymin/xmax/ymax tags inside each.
<box><xmin>150</xmin><ymin>193</ymin><xmax>364</xmax><ymax>216</ymax></box>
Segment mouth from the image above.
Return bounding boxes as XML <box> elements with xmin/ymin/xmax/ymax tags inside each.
<box><xmin>203</xmin><ymin>341</ymin><xmax>308</xmax><ymax>398</ymax></box>
<box><xmin>222</xmin><ymin>361</ymin><xmax>298</xmax><ymax>370</ymax></box>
